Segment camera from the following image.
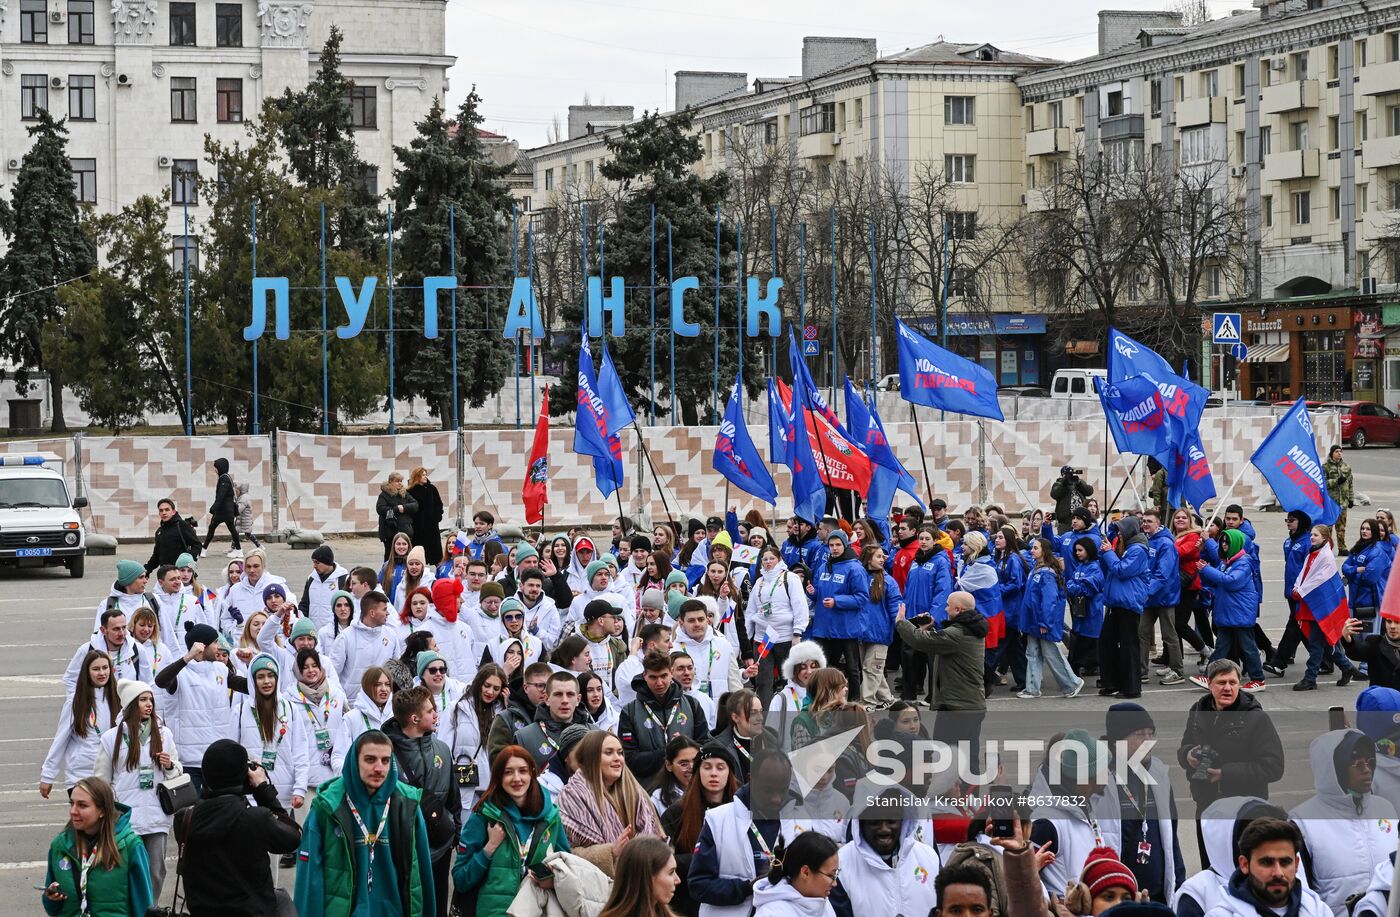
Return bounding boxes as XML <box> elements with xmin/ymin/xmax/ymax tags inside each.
<box><xmin>1190</xmin><ymin>745</ymin><xmax>1219</xmax><ymax>782</ymax></box>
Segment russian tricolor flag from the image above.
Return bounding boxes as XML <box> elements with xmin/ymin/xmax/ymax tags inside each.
<box><xmin>1295</xmin><ymin>546</ymin><xmax>1350</xmax><ymax>644</ymax></box>
<box><xmin>451</xmin><ymin>531</ymin><xmax>469</xmax><ymax>555</ymax></box>
<box><xmin>756</xmin><ymin>629</ymin><xmax>776</xmax><ymax>661</ymax></box>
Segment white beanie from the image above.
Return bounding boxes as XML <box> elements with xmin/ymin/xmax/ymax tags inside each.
<box><xmin>116</xmin><ymin>678</ymin><xmax>152</xmax><ymax>712</ymax></box>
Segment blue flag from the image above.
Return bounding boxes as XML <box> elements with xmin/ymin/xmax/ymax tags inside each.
<box><xmin>575</xmin><ymin>333</ymin><xmax>624</xmax><ymax>499</ymax></box>
<box><xmin>788</xmin><ymin>365</ymin><xmax>827</xmax><ymax>525</ymax></box>
<box><xmin>1250</xmin><ymin>398</ymin><xmax>1340</xmax><ymax>525</ymax></box>
<box><xmin>1106</xmin><ymin>328</ymin><xmax>1207</xmax><ymax>451</ymax></box>
<box><xmin>1097</xmin><ymin>374</ymin><xmax>1171</xmax><ymax>458</ymax></box>
<box><xmin>767</xmin><ymin>378</ymin><xmax>793</xmax><ymax>468</ymax></box>
<box><xmin>895</xmin><ymin>318</ymin><xmax>1004</xmax><ymax>421</ymax></box>
<box><xmin>843</xmin><ymin>378</ymin><xmax>923</xmax><ymax>521</ymax></box>
<box><xmin>597</xmin><ymin>342</ymin><xmax>636</xmax><ymax>437</ymax></box>
<box><xmin>788</xmin><ymin>329</ymin><xmax>857</xmax><ymax>441</ymax></box>
<box><xmin>714</xmin><ymin>374</ymin><xmax>778</xmax><ymax>504</ymax></box>
<box><xmin>1166</xmin><ymin>428</ymin><xmax>1217</xmax><ymax>511</ymax></box>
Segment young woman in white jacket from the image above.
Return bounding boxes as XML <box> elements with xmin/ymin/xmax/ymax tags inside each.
<box><xmin>227</xmin><ymin>655</ymin><xmax>308</xmax><ymax>811</ymax></box>
<box><xmin>288</xmin><ymin>647</ymin><xmax>346</xmax><ymax>792</ymax></box>
<box><xmin>333</xmin><ymin>664</ymin><xmax>394</xmax><ymax>770</ymax></box>
<box><xmin>39</xmin><ymin>649</ymin><xmax>120</xmax><ymax>799</ymax></box>
<box><xmin>127</xmin><ymin>607</ymin><xmax>178</xmax><ymax>733</ymax></box>
<box><xmin>447</xmin><ymin>662</ymin><xmax>506</xmax><ymax>811</ymax></box>
<box><xmin>746</xmin><ymin>548</ymin><xmax>812</xmax><ymax>707</ymax></box>
<box><xmin>94</xmin><ymin>679</ymin><xmax>183</xmax><ymax>901</ymax></box>
<box><xmin>751</xmin><ymin>830</ymin><xmax>841</xmax><ymax>917</ymax></box>
<box><xmin>413</xmin><ymin>650</ymin><xmax>465</xmax><ymax>750</ymax></box>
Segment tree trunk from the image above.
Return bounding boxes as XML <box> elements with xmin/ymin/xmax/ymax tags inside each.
<box><xmin>48</xmin><ymin>366</ymin><xmax>68</xmax><ymax>433</ymax></box>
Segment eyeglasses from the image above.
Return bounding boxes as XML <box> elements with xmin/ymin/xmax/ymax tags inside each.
<box><xmin>425</xmin><ymin>666</ymin><xmax>447</xmax><ymax>675</ymax></box>
<box><xmin>815</xmin><ymin>868</ymin><xmax>840</xmax><ymax>882</ymax></box>
<box><xmin>526</xmin><ymin>681</ymin><xmax>548</xmax><ymax>691</ymax></box>
<box><xmin>503</xmin><ymin>613</ymin><xmax>524</xmax><ymax>621</ymax></box>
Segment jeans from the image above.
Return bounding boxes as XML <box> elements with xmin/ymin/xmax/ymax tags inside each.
<box><xmin>860</xmin><ymin>643</ymin><xmax>893</xmax><ymax>704</ymax></box>
<box><xmin>1211</xmin><ymin>626</ymin><xmax>1264</xmax><ymax>681</ymax></box>
<box><xmin>1140</xmin><ymin>605</ymin><xmax>1183</xmax><ymax>675</ymax></box>
<box><xmin>1024</xmin><ymin>636</ymin><xmax>1084</xmax><ymax>696</ymax></box>
<box><xmin>1099</xmin><ymin>607</ymin><xmax>1142</xmax><ymax>694</ymax></box>
<box><xmin>753</xmin><ymin>640</ymin><xmax>790</xmax><ymax>709</ymax></box>
<box><xmin>1303</xmin><ymin>624</ymin><xmax>1356</xmax><ymax>682</ymax></box>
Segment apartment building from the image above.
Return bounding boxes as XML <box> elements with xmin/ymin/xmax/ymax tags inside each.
<box><xmin>0</xmin><ymin>0</ymin><xmax>453</xmax><ymax>267</ymax></box>
<box><xmin>526</xmin><ymin>36</ymin><xmax>1059</xmax><ymax>386</ymax></box>
<box><xmin>1018</xmin><ymin>1</ymin><xmax>1400</xmax><ymax>405</ymax></box>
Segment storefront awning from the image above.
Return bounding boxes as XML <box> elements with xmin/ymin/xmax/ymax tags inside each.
<box><xmin>1244</xmin><ymin>341</ymin><xmax>1291</xmax><ymax>363</ymax></box>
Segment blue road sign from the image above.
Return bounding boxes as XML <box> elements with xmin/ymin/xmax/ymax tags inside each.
<box><xmin>1230</xmin><ymin>343</ymin><xmax>1248</xmax><ymax>361</ymax></box>
<box><xmin>1212</xmin><ymin>312</ymin><xmax>1243</xmax><ymax>344</ymax></box>
<box><xmin>802</xmin><ymin>340</ymin><xmax>820</xmax><ymax>357</ymax></box>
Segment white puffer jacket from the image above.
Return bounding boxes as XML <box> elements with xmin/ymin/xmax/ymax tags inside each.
<box><xmin>161</xmin><ymin>657</ymin><xmax>236</xmax><ymax>768</ymax></box>
<box><xmin>329</xmin><ymin>619</ymin><xmax>401</xmax><ymax>702</ymax></box>
<box><xmin>95</xmin><ymin>720</ymin><xmax>182</xmax><ymax>836</ymax></box>
<box><xmin>227</xmin><ymin>692</ymin><xmax>309</xmax><ymax>805</ymax></box>
<box><xmin>40</xmin><ymin>696</ymin><xmax>119</xmax><ymax>788</ymax></box>
<box><xmin>288</xmin><ymin>681</ymin><xmax>347</xmax><ymax>789</ymax></box>
<box><xmin>333</xmin><ymin>691</ymin><xmax>390</xmax><ymax>771</ymax></box>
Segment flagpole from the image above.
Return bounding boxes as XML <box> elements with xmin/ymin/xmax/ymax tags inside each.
<box><xmin>1206</xmin><ymin>462</ymin><xmax>1252</xmax><ymax>531</ymax></box>
<box><xmin>631</xmin><ymin>420</ymin><xmax>677</xmax><ymax>533</ymax></box>
<box><xmin>909</xmin><ymin>403</ymin><xmax>936</xmax><ymax>509</ymax></box>
<box><xmin>1103</xmin><ymin>455</ymin><xmax>1145</xmax><ymax>516</ymax></box>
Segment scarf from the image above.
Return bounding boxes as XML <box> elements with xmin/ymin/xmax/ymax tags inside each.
<box><xmin>557</xmin><ymin>768</ymin><xmax>660</xmax><ymax>848</ymax></box>
<box><xmin>299</xmin><ymin>676</ymin><xmax>327</xmax><ymax>708</ymax></box>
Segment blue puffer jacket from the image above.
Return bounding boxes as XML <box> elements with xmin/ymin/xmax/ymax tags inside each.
<box><xmin>807</xmin><ymin>534</ymin><xmax>870</xmax><ymax>641</ymax></box>
<box><xmin>1198</xmin><ymin>544</ymin><xmax>1259</xmax><ymax>628</ymax></box>
<box><xmin>1023</xmin><ymin>566</ymin><xmax>1068</xmax><ymax>642</ymax></box>
<box><xmin>1343</xmin><ymin>542</ymin><xmax>1388</xmax><ymax>611</ymax></box>
<box><xmin>781</xmin><ymin>532</ymin><xmax>825</xmax><ymax>572</ymax></box>
<box><xmin>858</xmin><ymin>571</ymin><xmax>903</xmax><ymax>645</ymax></box>
<box><xmin>1283</xmin><ymin>529</ymin><xmax>1311</xmax><ymax>600</ymax></box>
<box><xmin>1235</xmin><ymin>520</ymin><xmax>1264</xmax><ymax>600</ymax></box>
<box><xmin>1145</xmin><ymin>528</ymin><xmax>1181</xmax><ymax>608</ymax></box>
<box><xmin>1058</xmin><ymin>525</ymin><xmax>1102</xmax><ymax>577</ymax></box>
<box><xmin>1101</xmin><ymin>530</ymin><xmax>1151</xmax><ymax>613</ymax></box>
<box><xmin>996</xmin><ymin>551</ymin><xmax>1028</xmax><ymax>633</ymax></box>
<box><xmin>904</xmin><ymin>549</ymin><xmax>954</xmax><ymax>625</ymax></box>
<box><xmin>1065</xmin><ymin>556</ymin><xmax>1105</xmax><ymax>639</ymax></box>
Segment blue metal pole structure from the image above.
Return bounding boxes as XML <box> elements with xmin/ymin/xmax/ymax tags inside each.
<box><xmin>582</xmin><ymin>203</ymin><xmax>588</xmax><ymax>321</ymax></box>
<box><xmin>668</xmin><ymin>221</ymin><xmax>675</xmax><ymax>426</ymax></box>
<box><xmin>599</xmin><ymin>222</ymin><xmax>605</xmax><ymax>301</ymax></box>
<box><xmin>320</xmin><ymin>203</ymin><xmax>329</xmax><ymax>435</ymax></box>
<box><xmin>513</xmin><ymin>204</ymin><xmax>520</xmax><ymax>430</ymax></box>
<box><xmin>829</xmin><ymin>206</ymin><xmax>837</xmax><ymax>404</ymax></box>
<box><xmin>527</xmin><ymin>224</ymin><xmax>536</xmax><ymax>421</ymax></box>
<box><xmin>736</xmin><ymin>219</ymin><xmax>743</xmax><ymax>377</ymax></box>
<box><xmin>450</xmin><ymin>204</ymin><xmax>459</xmax><ymax>431</ymax></box>
<box><xmin>770</xmin><ymin>204</ymin><xmax>777</xmax><ymax>381</ymax></box>
<box><xmin>869</xmin><ymin>221</ymin><xmax>877</xmax><ymax>384</ymax></box>
<box><xmin>799</xmin><ymin>222</ymin><xmax>806</xmax><ymax>344</ymax></box>
<box><xmin>649</xmin><ymin>204</ymin><xmax>655</xmax><ymax>425</ymax></box>
<box><xmin>713</xmin><ymin>205</ymin><xmax>721</xmax><ymax>421</ymax></box>
<box><xmin>387</xmin><ymin>206</ymin><xmax>396</xmax><ymax>435</ymax></box>
<box><xmin>251</xmin><ymin>202</ymin><xmax>260</xmax><ymax>435</ymax></box>
<box><xmin>183</xmin><ymin>196</ymin><xmax>192</xmax><ymax>436</ymax></box>
<box><xmin>939</xmin><ymin>218</ymin><xmax>951</xmax><ymax>348</ymax></box>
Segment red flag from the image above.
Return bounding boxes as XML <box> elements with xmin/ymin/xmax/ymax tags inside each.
<box><xmin>1382</xmin><ymin>542</ymin><xmax>1400</xmax><ymax>624</ymax></box>
<box><xmin>523</xmin><ymin>390</ymin><xmax>550</xmax><ymax>524</ymax></box>
<box><xmin>775</xmin><ymin>379</ymin><xmax>874</xmax><ymax>496</ymax></box>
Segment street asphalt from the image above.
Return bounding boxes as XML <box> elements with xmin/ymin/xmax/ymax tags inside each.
<box><xmin>0</xmin><ymin>446</ymin><xmax>1394</xmax><ymax>906</ymax></box>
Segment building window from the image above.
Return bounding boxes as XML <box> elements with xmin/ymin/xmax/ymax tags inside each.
<box><xmin>1149</xmin><ymin>80</ymin><xmax>1161</xmax><ymax>117</ymax></box>
<box><xmin>1359</xmin><ymin>111</ymin><xmax>1369</xmax><ymax>142</ymax></box>
<box><xmin>762</xmin><ymin>120</ymin><xmax>778</xmax><ymax>145</ymax></box>
<box><xmin>1106</xmin><ymin>89</ymin><xmax>1124</xmax><ymax>116</ymax></box>
<box><xmin>1207</xmin><ymin>265</ymin><xmax>1222</xmax><ymax>297</ymax></box>
<box><xmin>1329</xmin><ymin>116</ymin><xmax>1339</xmax><ymax>150</ymax></box>
<box><xmin>1260</xmin><ymin>125</ymin><xmax>1272</xmax><ymax>156</ymax></box>
<box><xmin>354</xmin><ymin>165</ymin><xmax>378</xmax><ymax>198</ymax></box>
<box><xmin>70</xmin><ymin>158</ymin><xmax>96</xmax><ymax>204</ymax></box>
<box><xmin>1329</xmin><ymin>186</ymin><xmax>1340</xmax><ymax>219</ymax></box>
<box><xmin>1180</xmin><ymin>126</ymin><xmax>1211</xmax><ymax>165</ymax></box>
<box><xmin>1359</xmin><ymin>183</ymin><xmax>1368</xmax><ymax>213</ymax></box>
<box><xmin>584</xmin><ymin>160</ymin><xmax>593</xmax><ymax>183</ymax></box>
<box><xmin>854</xmin><ymin>97</ymin><xmax>863</xmax><ymax>128</ymax></box>
<box><xmin>1201</xmin><ymin>70</ymin><xmax>1219</xmax><ymax>98</ymax></box>
<box><xmin>215</xmin><ymin>3</ymin><xmax>242</xmax><ymax>47</ymax></box>
<box><xmin>1301</xmin><ymin>330</ymin><xmax>1345</xmax><ymax>400</ymax></box>
<box><xmin>68</xmin><ymin>75</ymin><xmax>96</xmax><ymax>121</ymax></box>
<box><xmin>1292</xmin><ymin>52</ymin><xmax>1309</xmax><ymax>81</ymax></box>
<box><xmin>947</xmin><ymin>267</ymin><xmax>975</xmax><ymax>298</ymax></box>
<box><xmin>798</xmin><ymin>102</ymin><xmax>834</xmax><ymax>136</ymax></box>
<box><xmin>20</xmin><ymin>75</ymin><xmax>48</xmax><ymax>120</ymax></box>
<box><xmin>20</xmin><ymin>0</ymin><xmax>46</xmax><ymax>42</ymax></box>
<box><xmin>347</xmin><ymin>85</ymin><xmax>377</xmax><ymax>129</ymax></box>
<box><xmin>1293</xmin><ymin>190</ymin><xmax>1311</xmax><ymax>225</ymax></box>
<box><xmin>169</xmin><ymin>2</ymin><xmax>196</xmax><ymax>45</ymax></box>
<box><xmin>1390</xmin><ymin>179</ymin><xmax>1400</xmax><ymax>209</ymax></box>
<box><xmin>170</xmin><ymin>235</ymin><xmax>199</xmax><ymax>273</ymax></box>
<box><xmin>171</xmin><ymin>77</ymin><xmax>197</xmax><ymax>122</ymax></box>
<box><xmin>1390</xmin><ymin>32</ymin><xmax>1400</xmax><ymax>63</ymax></box>
<box><xmin>216</xmin><ymin>78</ymin><xmax>242</xmax><ymax>123</ymax></box>
<box><xmin>1234</xmin><ymin>64</ymin><xmax>1245</xmax><ymax>96</ymax></box>
<box><xmin>1235</xmin><ymin>130</ymin><xmax>1245</xmax><ymax>163</ymax></box>
<box><xmin>544</xmin><ymin>168</ymin><xmax>553</xmax><ymax>191</ymax></box>
<box><xmin>944</xmin><ymin>95</ymin><xmax>975</xmax><ymax>125</ymax></box>
<box><xmin>1263</xmin><ymin>195</ymin><xmax>1273</xmax><ymax>227</ymax></box>
<box><xmin>1328</xmin><ymin>45</ymin><xmax>1339</xmax><ymax>80</ymax></box>
<box><xmin>1291</xmin><ymin>120</ymin><xmax>1309</xmax><ymax>151</ymax></box>
<box><xmin>68</xmin><ymin>0</ymin><xmax>95</xmax><ymax>43</ymax></box>
<box><xmin>945</xmin><ymin>154</ymin><xmax>975</xmax><ymax>184</ymax></box>
<box><xmin>1048</xmin><ymin>100</ymin><xmax>1063</xmax><ymax>128</ymax></box>
<box><xmin>1105</xmin><ymin>139</ymin><xmax>1141</xmax><ymax>173</ymax></box>
<box><xmin>172</xmin><ymin>160</ymin><xmax>198</xmax><ymax>205</ymax></box>
<box><xmin>1357</xmin><ymin>38</ymin><xmax>1369</xmax><ymax>68</ymax></box>
<box><xmin>946</xmin><ymin>211</ymin><xmax>977</xmax><ymax>240</ymax></box>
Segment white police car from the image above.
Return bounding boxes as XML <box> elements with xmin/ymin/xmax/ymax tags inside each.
<box><xmin>0</xmin><ymin>453</ymin><xmax>87</xmax><ymax>578</ymax></box>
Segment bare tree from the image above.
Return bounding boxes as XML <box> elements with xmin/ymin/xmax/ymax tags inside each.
<box><xmin>1170</xmin><ymin>0</ymin><xmax>1212</xmax><ymax>27</ymax></box>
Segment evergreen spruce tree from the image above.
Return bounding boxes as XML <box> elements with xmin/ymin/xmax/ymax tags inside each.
<box><xmin>388</xmin><ymin>89</ymin><xmax>513</xmax><ymax>426</ymax></box>
<box><xmin>0</xmin><ymin>110</ymin><xmax>96</xmax><ymax>431</ymax></box>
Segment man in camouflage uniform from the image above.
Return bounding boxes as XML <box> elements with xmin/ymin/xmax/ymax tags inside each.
<box><xmin>1323</xmin><ymin>445</ymin><xmax>1354</xmax><ymax>553</ymax></box>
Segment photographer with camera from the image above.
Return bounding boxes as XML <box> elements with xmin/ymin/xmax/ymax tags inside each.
<box><xmin>175</xmin><ymin>738</ymin><xmax>301</xmax><ymax>917</ymax></box>
<box><xmin>1051</xmin><ymin>466</ymin><xmax>1094</xmax><ymax>536</ymax></box>
<box><xmin>1176</xmin><ymin>660</ymin><xmax>1284</xmax><ymax>856</ymax></box>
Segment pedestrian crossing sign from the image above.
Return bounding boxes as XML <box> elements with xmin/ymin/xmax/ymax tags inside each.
<box><xmin>1212</xmin><ymin>312</ymin><xmax>1242</xmax><ymax>344</ymax></box>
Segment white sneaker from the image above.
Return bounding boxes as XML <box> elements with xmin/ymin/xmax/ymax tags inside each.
<box><xmin>227</xmin><ymin>549</ymin><xmax>244</xmax><ymax>559</ymax></box>
<box><xmin>1016</xmin><ymin>691</ymin><xmax>1041</xmax><ymax>699</ymax></box>
<box><xmin>1063</xmin><ymin>681</ymin><xmax>1085</xmax><ymax>699</ymax></box>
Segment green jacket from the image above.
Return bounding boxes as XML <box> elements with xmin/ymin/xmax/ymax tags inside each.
<box><xmin>1324</xmin><ymin>456</ymin><xmax>1353</xmax><ymax>504</ymax></box>
<box><xmin>293</xmin><ymin>736</ymin><xmax>435</xmax><ymax>917</ymax></box>
<box><xmin>453</xmin><ymin>793</ymin><xmax>569</xmax><ymax>917</ymax></box>
<box><xmin>43</xmin><ymin>803</ymin><xmax>153</xmax><ymax>917</ymax></box>
<box><xmin>897</xmin><ymin>610</ymin><xmax>990</xmax><ymax>712</ymax></box>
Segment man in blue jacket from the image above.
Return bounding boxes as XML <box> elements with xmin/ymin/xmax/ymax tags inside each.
<box><xmin>781</xmin><ymin>517</ymin><xmax>826</xmax><ymax>571</ymax></box>
<box><xmin>1139</xmin><ymin>510</ymin><xmax>1184</xmax><ymax>686</ymax></box>
<box><xmin>1099</xmin><ymin>515</ymin><xmax>1151</xmax><ymax>698</ymax></box>
<box><xmin>1191</xmin><ymin>528</ymin><xmax>1266</xmax><ymax>692</ymax></box>
<box><xmin>1264</xmin><ymin>510</ymin><xmax>1312</xmax><ymax>679</ymax></box>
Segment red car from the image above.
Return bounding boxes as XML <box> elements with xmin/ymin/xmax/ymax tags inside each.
<box><xmin>1319</xmin><ymin>401</ymin><xmax>1400</xmax><ymax>448</ymax></box>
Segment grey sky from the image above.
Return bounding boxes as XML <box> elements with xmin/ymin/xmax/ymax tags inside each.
<box><xmin>445</xmin><ymin>0</ymin><xmax>1241</xmax><ymax>149</ymax></box>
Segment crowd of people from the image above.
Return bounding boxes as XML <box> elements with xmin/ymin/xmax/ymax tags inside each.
<box><xmin>33</xmin><ymin>455</ymin><xmax>1400</xmax><ymax>917</ymax></box>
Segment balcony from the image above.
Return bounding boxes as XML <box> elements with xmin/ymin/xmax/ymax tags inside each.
<box><xmin>1358</xmin><ymin>60</ymin><xmax>1400</xmax><ymax>97</ymax></box>
<box><xmin>1260</xmin><ymin>79</ymin><xmax>1319</xmax><ymax>114</ymax></box>
<box><xmin>1262</xmin><ymin>148</ymin><xmax>1320</xmax><ymax>182</ymax></box>
<box><xmin>1099</xmin><ymin>113</ymin><xmax>1144</xmax><ymax>140</ymax></box>
<box><xmin>798</xmin><ymin>131</ymin><xmax>836</xmax><ymax>159</ymax></box>
<box><xmin>1362</xmin><ymin>134</ymin><xmax>1400</xmax><ymax>169</ymax></box>
<box><xmin>1175</xmin><ymin>96</ymin><xmax>1227</xmax><ymax>127</ymax></box>
<box><xmin>1025</xmin><ymin>127</ymin><xmax>1070</xmax><ymax>157</ymax></box>
<box><xmin>1025</xmin><ymin>188</ymin><xmax>1059</xmax><ymax>212</ymax></box>
<box><xmin>1361</xmin><ymin>208</ymin><xmax>1400</xmax><ymax>242</ymax></box>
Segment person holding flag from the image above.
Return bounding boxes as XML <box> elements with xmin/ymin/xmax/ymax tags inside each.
<box><xmin>1292</xmin><ymin>524</ymin><xmax>1358</xmax><ymax>691</ymax></box>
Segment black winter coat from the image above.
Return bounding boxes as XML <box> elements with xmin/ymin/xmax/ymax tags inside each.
<box><xmin>1175</xmin><ymin>689</ymin><xmax>1285</xmax><ymax>806</ymax></box>
<box><xmin>210</xmin><ymin>471</ymin><xmax>237</xmax><ymax>518</ymax></box>
<box><xmin>1344</xmin><ymin>634</ymin><xmax>1400</xmax><ymax>690</ymax></box>
<box><xmin>376</xmin><ymin>487</ymin><xmax>418</xmax><ymax>540</ymax></box>
<box><xmin>407</xmin><ymin>482</ymin><xmax>445</xmax><ymax>564</ymax></box>
<box><xmin>175</xmin><ymin>781</ymin><xmax>301</xmax><ymax>917</ymax></box>
<box><xmin>380</xmin><ymin>719</ymin><xmax>461</xmax><ymax>863</ymax></box>
<box><xmin>146</xmin><ymin>515</ymin><xmax>201</xmax><ymax>573</ymax></box>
